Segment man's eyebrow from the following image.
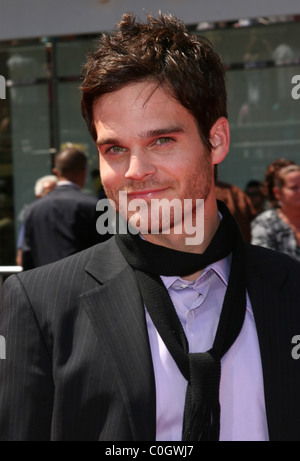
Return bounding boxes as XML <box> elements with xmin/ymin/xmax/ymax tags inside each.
<box><xmin>96</xmin><ymin>126</ymin><xmax>185</xmax><ymax>146</ymax></box>
<box><xmin>139</xmin><ymin>126</ymin><xmax>185</xmax><ymax>139</ymax></box>
<box><xmin>96</xmin><ymin>137</ymin><xmax>119</xmax><ymax>147</ymax></box>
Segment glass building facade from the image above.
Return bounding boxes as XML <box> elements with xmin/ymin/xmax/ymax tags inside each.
<box><xmin>0</xmin><ymin>14</ymin><xmax>300</xmax><ymax>267</ymax></box>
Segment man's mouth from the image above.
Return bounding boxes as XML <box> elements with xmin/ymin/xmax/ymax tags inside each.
<box><xmin>126</xmin><ymin>188</ymin><xmax>169</xmax><ymax>199</ymax></box>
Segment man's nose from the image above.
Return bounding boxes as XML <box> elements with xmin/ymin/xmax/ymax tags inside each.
<box><xmin>124</xmin><ymin>152</ymin><xmax>156</xmax><ymax>181</ymax></box>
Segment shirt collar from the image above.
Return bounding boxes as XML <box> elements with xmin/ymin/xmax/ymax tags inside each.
<box><xmin>161</xmin><ymin>254</ymin><xmax>253</xmax><ymax>315</ymax></box>
<box><xmin>161</xmin><ymin>210</ymin><xmax>229</xmax><ymax>289</ymax></box>
<box><xmin>57</xmin><ymin>180</ymin><xmax>80</xmax><ymax>190</ymax></box>
<box><xmin>160</xmin><ymin>254</ymin><xmax>231</xmax><ymax>290</ymax></box>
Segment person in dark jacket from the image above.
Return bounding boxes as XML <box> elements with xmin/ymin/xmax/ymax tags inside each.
<box><xmin>22</xmin><ymin>147</ymin><xmax>105</xmax><ymax>270</ymax></box>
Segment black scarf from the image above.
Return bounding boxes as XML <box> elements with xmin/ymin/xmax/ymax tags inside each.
<box><xmin>115</xmin><ymin>201</ymin><xmax>247</xmax><ymax>441</ymax></box>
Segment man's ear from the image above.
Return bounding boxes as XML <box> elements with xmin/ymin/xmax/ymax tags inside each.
<box><xmin>209</xmin><ymin>117</ymin><xmax>230</xmax><ymax>165</ymax></box>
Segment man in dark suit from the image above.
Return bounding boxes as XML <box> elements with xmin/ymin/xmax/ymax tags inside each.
<box><xmin>21</xmin><ymin>147</ymin><xmax>104</xmax><ymax>270</ymax></box>
<box><xmin>1</xmin><ymin>12</ymin><xmax>300</xmax><ymax>441</ymax></box>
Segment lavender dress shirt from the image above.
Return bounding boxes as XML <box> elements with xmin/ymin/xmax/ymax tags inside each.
<box><xmin>145</xmin><ymin>255</ymin><xmax>269</xmax><ymax>441</ymax></box>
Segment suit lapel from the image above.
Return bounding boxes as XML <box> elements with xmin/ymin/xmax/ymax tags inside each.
<box><xmin>80</xmin><ymin>239</ymin><xmax>156</xmax><ymax>441</ymax></box>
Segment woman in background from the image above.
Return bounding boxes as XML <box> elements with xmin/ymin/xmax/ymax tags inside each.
<box><xmin>251</xmin><ymin>164</ymin><xmax>300</xmax><ymax>261</ymax></box>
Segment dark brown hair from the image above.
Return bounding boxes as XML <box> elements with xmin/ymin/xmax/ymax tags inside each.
<box><xmin>54</xmin><ymin>147</ymin><xmax>87</xmax><ymax>175</ymax></box>
<box><xmin>81</xmin><ymin>12</ymin><xmax>227</xmax><ymax>151</ymax></box>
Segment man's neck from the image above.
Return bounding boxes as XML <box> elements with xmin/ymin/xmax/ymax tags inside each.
<box><xmin>140</xmin><ymin>196</ymin><xmax>221</xmax><ymax>279</ymax></box>
<box><xmin>57</xmin><ymin>179</ymin><xmax>81</xmax><ymax>189</ymax></box>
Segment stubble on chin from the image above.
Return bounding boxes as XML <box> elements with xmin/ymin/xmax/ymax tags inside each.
<box><xmin>102</xmin><ymin>157</ymin><xmax>213</xmax><ymax>236</ymax></box>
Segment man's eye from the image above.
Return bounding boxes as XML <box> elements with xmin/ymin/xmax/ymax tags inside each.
<box><xmin>107</xmin><ymin>146</ymin><xmax>126</xmax><ymax>154</ymax></box>
<box><xmin>156</xmin><ymin>137</ymin><xmax>172</xmax><ymax>146</ymax></box>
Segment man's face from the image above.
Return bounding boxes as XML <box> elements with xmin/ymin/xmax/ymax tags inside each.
<box><xmin>93</xmin><ymin>81</ymin><xmax>213</xmax><ymax>235</ymax></box>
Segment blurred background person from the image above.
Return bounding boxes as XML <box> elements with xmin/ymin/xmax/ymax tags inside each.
<box><xmin>22</xmin><ymin>147</ymin><xmax>106</xmax><ymax>270</ymax></box>
<box><xmin>245</xmin><ymin>179</ymin><xmax>265</xmax><ymax>216</ymax></box>
<box><xmin>34</xmin><ymin>175</ymin><xmax>58</xmax><ymax>199</ymax></box>
<box><xmin>251</xmin><ymin>164</ymin><xmax>300</xmax><ymax>261</ymax></box>
<box><xmin>0</xmin><ymin>197</ymin><xmax>15</xmax><ymax>266</ymax></box>
<box><xmin>263</xmin><ymin>157</ymin><xmax>296</xmax><ymax>209</ymax></box>
<box><xmin>215</xmin><ymin>179</ymin><xmax>256</xmax><ymax>242</ymax></box>
<box><xmin>15</xmin><ymin>175</ymin><xmax>57</xmax><ymax>266</ymax></box>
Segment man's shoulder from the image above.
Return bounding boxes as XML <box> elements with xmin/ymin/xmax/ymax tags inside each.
<box><xmin>246</xmin><ymin>241</ymin><xmax>300</xmax><ymax>262</ymax></box>
<box><xmin>78</xmin><ymin>190</ymin><xmax>99</xmax><ymax>205</ymax></box>
<box><xmin>23</xmin><ymin>191</ymin><xmax>58</xmax><ymax>215</ymax></box>
<box><xmin>245</xmin><ymin>242</ymin><xmax>300</xmax><ymax>279</ymax></box>
<box><xmin>23</xmin><ymin>197</ymin><xmax>43</xmax><ymax>215</ymax></box>
<box><xmin>25</xmin><ymin>188</ymin><xmax>98</xmax><ymax>217</ymax></box>
<box><xmin>1</xmin><ymin>237</ymin><xmax>125</xmax><ymax>319</ymax></box>
<box><xmin>66</xmin><ymin>188</ymin><xmax>100</xmax><ymax>211</ymax></box>
<box><xmin>54</xmin><ymin>186</ymin><xmax>98</xmax><ymax>203</ymax></box>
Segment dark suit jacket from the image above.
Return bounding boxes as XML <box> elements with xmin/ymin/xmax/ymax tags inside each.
<box><xmin>1</xmin><ymin>237</ymin><xmax>300</xmax><ymax>441</ymax></box>
<box><xmin>22</xmin><ymin>184</ymin><xmax>108</xmax><ymax>270</ymax></box>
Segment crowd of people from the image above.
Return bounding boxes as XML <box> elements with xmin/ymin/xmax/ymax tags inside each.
<box><xmin>214</xmin><ymin>156</ymin><xmax>300</xmax><ymax>264</ymax></box>
<box><xmin>1</xmin><ymin>12</ymin><xmax>300</xmax><ymax>442</ymax></box>
<box><xmin>250</xmin><ymin>159</ymin><xmax>300</xmax><ymax>262</ymax></box>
